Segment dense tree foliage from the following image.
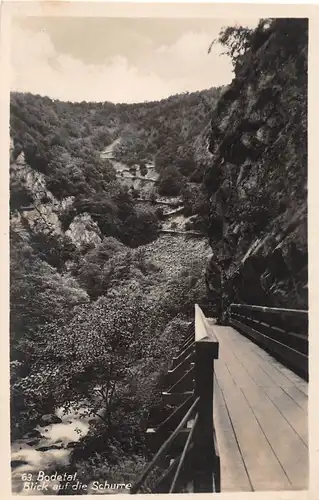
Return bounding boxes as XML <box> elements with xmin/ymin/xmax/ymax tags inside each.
<box><xmin>156</xmin><ymin>166</ymin><xmax>184</xmax><ymax>197</ymax></box>
<box><xmin>111</xmin><ymin>88</ymin><xmax>223</xmax><ymax>188</ymax></box>
<box><xmin>11</xmin><ymin>229</ymin><xmax>208</xmax><ymax>487</ymax></box>
<box><xmin>10</xmin><ymin>83</ymin><xmax>217</xmax><ymax>488</ymax></box>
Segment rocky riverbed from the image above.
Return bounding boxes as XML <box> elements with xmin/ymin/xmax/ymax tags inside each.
<box><xmin>11</xmin><ymin>407</ymin><xmax>90</xmax><ymax>495</ymax></box>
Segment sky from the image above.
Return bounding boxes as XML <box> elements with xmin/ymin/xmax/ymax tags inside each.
<box><xmin>11</xmin><ymin>16</ymin><xmax>260</xmax><ymax>104</ymax></box>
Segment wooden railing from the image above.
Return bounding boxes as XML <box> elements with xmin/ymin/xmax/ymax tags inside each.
<box><xmin>229</xmin><ymin>303</ymin><xmax>308</xmax><ymax>380</ymax></box>
<box><xmin>130</xmin><ymin>305</ymin><xmax>219</xmax><ymax>494</ymax></box>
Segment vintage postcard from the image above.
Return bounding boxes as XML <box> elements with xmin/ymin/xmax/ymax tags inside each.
<box><xmin>1</xmin><ymin>1</ymin><xmax>318</xmax><ymax>498</ymax></box>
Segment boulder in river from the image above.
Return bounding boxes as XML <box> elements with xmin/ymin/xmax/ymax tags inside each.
<box><xmin>11</xmin><ymin>459</ymin><xmax>28</xmax><ymax>469</ymax></box>
<box><xmin>25</xmin><ymin>429</ymin><xmax>42</xmax><ymax>439</ymax></box>
<box><xmin>26</xmin><ymin>439</ymin><xmax>39</xmax><ymax>446</ymax></box>
<box><xmin>40</xmin><ymin>414</ymin><xmax>63</xmax><ymax>425</ymax></box>
<box><xmin>66</xmin><ymin>441</ymin><xmax>77</xmax><ymax>449</ymax></box>
<box><xmin>36</xmin><ymin>444</ymin><xmax>64</xmax><ymax>452</ymax></box>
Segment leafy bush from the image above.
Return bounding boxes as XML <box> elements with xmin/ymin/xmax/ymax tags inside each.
<box><xmin>157</xmin><ymin>166</ymin><xmax>184</xmax><ymax>197</ymax></box>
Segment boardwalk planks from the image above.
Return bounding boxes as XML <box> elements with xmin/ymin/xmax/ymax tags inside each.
<box><xmin>212</xmin><ymin>325</ymin><xmax>308</xmax><ymax>492</ymax></box>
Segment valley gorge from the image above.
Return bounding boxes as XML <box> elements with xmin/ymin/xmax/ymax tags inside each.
<box><xmin>9</xmin><ymin>17</ymin><xmax>307</xmax><ymax>495</ymax></box>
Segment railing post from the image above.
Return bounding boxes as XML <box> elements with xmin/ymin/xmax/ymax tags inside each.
<box><xmin>193</xmin><ymin>305</ymin><xmax>219</xmax><ymax>492</ymax></box>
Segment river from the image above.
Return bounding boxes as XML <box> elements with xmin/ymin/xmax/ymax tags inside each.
<box><xmin>11</xmin><ymin>406</ymin><xmax>93</xmax><ymax>495</ymax></box>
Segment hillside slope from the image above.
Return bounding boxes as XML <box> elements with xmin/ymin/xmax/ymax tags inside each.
<box><xmin>10</xmin><ymin>86</ymin><xmax>221</xmax><ymax>243</ymax></box>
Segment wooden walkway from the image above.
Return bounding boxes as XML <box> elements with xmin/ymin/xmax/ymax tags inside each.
<box><xmin>211</xmin><ymin>324</ymin><xmax>308</xmax><ymax>492</ymax></box>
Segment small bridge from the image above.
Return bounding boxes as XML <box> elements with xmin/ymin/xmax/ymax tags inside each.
<box><xmin>130</xmin><ymin>303</ymin><xmax>308</xmax><ymax>493</ymax></box>
<box><xmin>158</xmin><ymin>229</ymin><xmax>206</xmax><ymax>238</ymax></box>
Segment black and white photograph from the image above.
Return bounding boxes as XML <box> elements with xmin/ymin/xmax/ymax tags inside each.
<box><xmin>6</xmin><ymin>3</ymin><xmax>309</xmax><ymax>496</ymax></box>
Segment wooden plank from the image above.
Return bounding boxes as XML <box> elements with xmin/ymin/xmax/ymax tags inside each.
<box><xmin>261</xmin><ymin>385</ymin><xmax>308</xmax><ymax>447</ymax></box>
<box><xmin>217</xmin><ymin>334</ymin><xmax>308</xmax><ymax>490</ymax></box>
<box><xmin>167</xmin><ymin>354</ymin><xmax>194</xmax><ymax>386</ymax></box>
<box><xmin>162</xmin><ymin>391</ymin><xmax>193</xmax><ymax>406</ymax></box>
<box><xmin>173</xmin><ymin>342</ymin><xmax>194</xmax><ymax>367</ymax></box>
<box><xmin>230</xmin><ymin>303</ymin><xmax>308</xmax><ymax>318</ymax></box>
<box><xmin>220</xmin><ymin>328</ymin><xmax>308</xmax><ymax>446</ymax></box>
<box><xmin>230</xmin><ymin>318</ymin><xmax>308</xmax><ymax>378</ymax></box>
<box><xmin>168</xmin><ymin>367</ymin><xmax>194</xmax><ymax>394</ymax></box>
<box><xmin>223</xmin><ymin>326</ymin><xmax>307</xmax><ymax>394</ymax></box>
<box><xmin>226</xmin><ymin>326</ymin><xmax>308</xmax><ymax>401</ymax></box>
<box><xmin>229</xmin><ymin>325</ymin><xmax>309</xmax><ymax>397</ymax></box>
<box><xmin>214</xmin><ymin>359</ymin><xmax>292</xmax><ymax>490</ymax></box>
<box><xmin>213</xmin><ymin>378</ymin><xmax>252</xmax><ymax>492</ymax></box>
<box><xmin>221</xmin><ymin>327</ymin><xmax>308</xmax><ymax>413</ymax></box>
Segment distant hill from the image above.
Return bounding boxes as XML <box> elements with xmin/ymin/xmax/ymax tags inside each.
<box><xmin>10</xmin><ymin>86</ymin><xmax>222</xmax><ymax>243</ymax></box>
<box><xmin>109</xmin><ymin>87</ymin><xmax>223</xmax><ymax>180</ymax></box>
<box><xmin>10</xmin><ymin>86</ymin><xmax>222</xmax><ymax>187</ymax></box>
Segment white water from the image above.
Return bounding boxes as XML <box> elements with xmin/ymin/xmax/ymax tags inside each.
<box><xmin>11</xmin><ymin>406</ymin><xmax>91</xmax><ymax>495</ymax></box>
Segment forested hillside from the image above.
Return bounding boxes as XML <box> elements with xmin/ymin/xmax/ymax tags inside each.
<box><xmin>10</xmin><ymin>83</ymin><xmax>215</xmax><ymax>493</ymax></box>
<box><xmin>110</xmin><ymin>88</ymin><xmax>222</xmax><ymax>185</ymax></box>
<box><xmin>11</xmin><ymin>86</ymin><xmax>221</xmax><ymax>199</ymax></box>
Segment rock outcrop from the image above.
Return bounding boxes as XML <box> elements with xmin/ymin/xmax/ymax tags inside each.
<box><xmin>204</xmin><ymin>19</ymin><xmax>308</xmax><ymax>312</ymax></box>
<box><xmin>66</xmin><ymin>213</ymin><xmax>102</xmax><ymax>249</ymax></box>
<box><xmin>10</xmin><ymin>142</ymin><xmax>101</xmax><ymax>250</ymax></box>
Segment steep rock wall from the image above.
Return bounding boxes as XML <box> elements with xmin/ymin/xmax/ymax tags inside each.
<box><xmin>10</xmin><ymin>145</ymin><xmax>102</xmax><ymax>249</ymax></box>
<box><xmin>204</xmin><ymin>19</ymin><xmax>308</xmax><ymax>312</ymax></box>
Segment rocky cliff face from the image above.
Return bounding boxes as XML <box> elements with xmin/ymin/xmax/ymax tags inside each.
<box><xmin>10</xmin><ymin>144</ymin><xmax>102</xmax><ymax>250</ymax></box>
<box><xmin>204</xmin><ymin>19</ymin><xmax>308</xmax><ymax>311</ymax></box>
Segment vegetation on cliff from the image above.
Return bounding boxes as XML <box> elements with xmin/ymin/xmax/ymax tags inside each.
<box><xmin>204</xmin><ymin>18</ymin><xmax>308</xmax><ymax>311</ymax></box>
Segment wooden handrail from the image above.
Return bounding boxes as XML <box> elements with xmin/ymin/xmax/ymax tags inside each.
<box><xmin>193</xmin><ymin>304</ymin><xmax>219</xmax><ymax>492</ymax></box>
<box><xmin>153</xmin><ymin>393</ymin><xmax>195</xmax><ymax>437</ymax></box>
<box><xmin>172</xmin><ymin>342</ymin><xmax>195</xmax><ymax>367</ymax></box>
<box><xmin>230</xmin><ymin>303</ymin><xmax>308</xmax><ymax>316</ymax></box>
<box><xmin>130</xmin><ymin>397</ymin><xmax>200</xmax><ymax>494</ymax></box>
<box><xmin>229</xmin><ymin>303</ymin><xmax>308</xmax><ymax>380</ymax></box>
<box><xmin>169</xmin><ymin>413</ymin><xmax>199</xmax><ymax>493</ymax></box>
<box><xmin>131</xmin><ymin>305</ymin><xmax>219</xmax><ymax>494</ymax></box>
<box><xmin>152</xmin><ymin>443</ymin><xmax>194</xmax><ymax>493</ymax></box>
